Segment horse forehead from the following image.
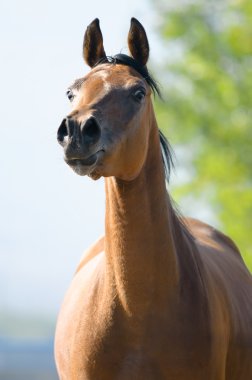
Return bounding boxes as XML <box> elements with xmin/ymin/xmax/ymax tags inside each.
<box><xmin>86</xmin><ymin>65</ymin><xmax>144</xmax><ymax>91</ymax></box>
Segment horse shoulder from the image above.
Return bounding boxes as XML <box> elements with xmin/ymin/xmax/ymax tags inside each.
<box><xmin>185</xmin><ymin>217</ymin><xmax>252</xmax><ymax>288</ymax></box>
<box><xmin>185</xmin><ymin>217</ymin><xmax>242</xmax><ymax>258</ymax></box>
<box><xmin>185</xmin><ymin>217</ymin><xmax>252</xmax><ymax>327</ymax></box>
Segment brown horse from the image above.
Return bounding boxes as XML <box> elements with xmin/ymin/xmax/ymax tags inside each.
<box><xmin>55</xmin><ymin>18</ymin><xmax>252</xmax><ymax>380</ymax></box>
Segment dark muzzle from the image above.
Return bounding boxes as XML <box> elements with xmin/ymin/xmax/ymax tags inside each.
<box><xmin>57</xmin><ymin>116</ymin><xmax>101</xmax><ymax>147</ymax></box>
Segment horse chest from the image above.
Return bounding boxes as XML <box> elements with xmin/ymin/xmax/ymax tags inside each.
<box><xmin>55</xmin><ymin>274</ymin><xmax>217</xmax><ymax>380</ymax></box>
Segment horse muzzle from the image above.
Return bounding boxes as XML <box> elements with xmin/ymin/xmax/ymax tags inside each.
<box><xmin>57</xmin><ymin>116</ymin><xmax>104</xmax><ymax>176</ymax></box>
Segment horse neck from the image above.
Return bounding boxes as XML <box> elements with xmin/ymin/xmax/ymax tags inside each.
<box><xmin>104</xmin><ymin>113</ymin><xmax>180</xmax><ymax>316</ymax></box>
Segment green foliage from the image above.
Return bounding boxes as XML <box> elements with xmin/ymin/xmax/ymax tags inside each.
<box><xmin>153</xmin><ymin>0</ymin><xmax>252</xmax><ymax>270</ymax></box>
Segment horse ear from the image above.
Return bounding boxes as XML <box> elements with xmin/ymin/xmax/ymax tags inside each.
<box><xmin>127</xmin><ymin>18</ymin><xmax>149</xmax><ymax>66</ymax></box>
<box><xmin>83</xmin><ymin>18</ymin><xmax>106</xmax><ymax>68</ymax></box>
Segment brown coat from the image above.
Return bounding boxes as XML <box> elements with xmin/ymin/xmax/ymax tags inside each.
<box><xmin>55</xmin><ymin>18</ymin><xmax>252</xmax><ymax>380</ymax></box>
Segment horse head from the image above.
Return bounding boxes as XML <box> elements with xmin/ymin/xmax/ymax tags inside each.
<box><xmin>57</xmin><ymin>18</ymin><xmax>159</xmax><ymax>181</ymax></box>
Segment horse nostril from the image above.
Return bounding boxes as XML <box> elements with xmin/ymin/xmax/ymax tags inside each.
<box><xmin>82</xmin><ymin>117</ymin><xmax>101</xmax><ymax>145</ymax></box>
<box><xmin>57</xmin><ymin>118</ymin><xmax>68</xmax><ymax>145</ymax></box>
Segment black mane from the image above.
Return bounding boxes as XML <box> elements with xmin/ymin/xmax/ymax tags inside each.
<box><xmin>159</xmin><ymin>130</ymin><xmax>175</xmax><ymax>183</ymax></box>
<box><xmin>96</xmin><ymin>53</ymin><xmax>161</xmax><ymax>97</ymax></box>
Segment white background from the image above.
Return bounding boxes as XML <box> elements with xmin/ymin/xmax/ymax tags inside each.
<box><xmin>0</xmin><ymin>0</ymin><xmax>163</xmax><ymax>321</ymax></box>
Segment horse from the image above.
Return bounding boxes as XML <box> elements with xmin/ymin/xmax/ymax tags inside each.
<box><xmin>55</xmin><ymin>18</ymin><xmax>252</xmax><ymax>380</ymax></box>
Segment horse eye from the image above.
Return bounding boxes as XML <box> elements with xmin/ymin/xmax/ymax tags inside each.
<box><xmin>66</xmin><ymin>89</ymin><xmax>75</xmax><ymax>102</ymax></box>
<box><xmin>133</xmin><ymin>89</ymin><xmax>146</xmax><ymax>102</ymax></box>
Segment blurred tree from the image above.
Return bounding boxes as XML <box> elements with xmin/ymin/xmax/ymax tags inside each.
<box><xmin>153</xmin><ymin>0</ymin><xmax>252</xmax><ymax>270</ymax></box>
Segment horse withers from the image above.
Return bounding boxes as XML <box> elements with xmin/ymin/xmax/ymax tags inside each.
<box><xmin>55</xmin><ymin>18</ymin><xmax>252</xmax><ymax>380</ymax></box>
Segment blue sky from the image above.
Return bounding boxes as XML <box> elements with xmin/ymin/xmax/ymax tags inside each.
<box><xmin>0</xmin><ymin>0</ymin><xmax>161</xmax><ymax>324</ymax></box>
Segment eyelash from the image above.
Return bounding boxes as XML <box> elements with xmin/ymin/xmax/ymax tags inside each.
<box><xmin>133</xmin><ymin>89</ymin><xmax>146</xmax><ymax>102</ymax></box>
